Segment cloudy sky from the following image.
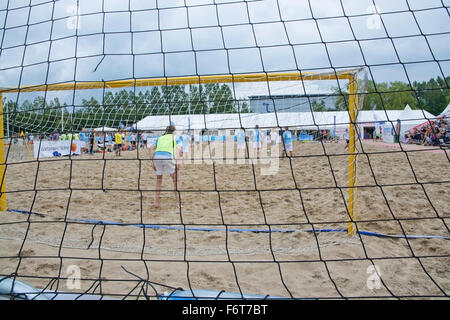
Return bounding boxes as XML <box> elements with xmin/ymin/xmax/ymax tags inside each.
<box><xmin>0</xmin><ymin>0</ymin><xmax>449</xmax><ymax>99</ymax></box>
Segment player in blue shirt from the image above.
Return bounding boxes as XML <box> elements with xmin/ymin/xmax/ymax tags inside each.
<box><xmin>236</xmin><ymin>129</ymin><xmax>247</xmax><ymax>158</ymax></box>
<box><xmin>253</xmin><ymin>125</ymin><xmax>262</xmax><ymax>159</ymax></box>
<box><xmin>282</xmin><ymin>127</ymin><xmax>294</xmax><ymax>158</ymax></box>
<box><xmin>180</xmin><ymin>132</ymin><xmax>191</xmax><ymax>158</ymax></box>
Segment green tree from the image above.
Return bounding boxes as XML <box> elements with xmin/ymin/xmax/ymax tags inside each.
<box><xmin>189</xmin><ymin>85</ymin><xmax>208</xmax><ymax>114</ymax></box>
<box><xmin>239</xmin><ymin>101</ymin><xmax>250</xmax><ymax>113</ymax></box>
<box><xmin>334</xmin><ymin>80</ymin><xmax>419</xmax><ymax>111</ymax></box>
<box><xmin>413</xmin><ymin>76</ymin><xmax>450</xmax><ymax>116</ymax></box>
<box><xmin>311</xmin><ymin>100</ymin><xmax>326</xmax><ymax>112</ymax></box>
<box><xmin>209</xmin><ymin>84</ymin><xmax>234</xmax><ymax>113</ymax></box>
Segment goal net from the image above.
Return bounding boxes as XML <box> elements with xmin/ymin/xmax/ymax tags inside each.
<box><xmin>0</xmin><ymin>0</ymin><xmax>449</xmax><ymax>300</ymax></box>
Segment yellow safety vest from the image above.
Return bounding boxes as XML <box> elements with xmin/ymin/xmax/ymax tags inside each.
<box><xmin>115</xmin><ymin>133</ymin><xmax>122</xmax><ymax>144</ymax></box>
<box><xmin>155</xmin><ymin>134</ymin><xmax>176</xmax><ymax>155</ymax></box>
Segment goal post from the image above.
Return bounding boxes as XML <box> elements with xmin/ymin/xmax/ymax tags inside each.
<box><xmin>0</xmin><ymin>69</ymin><xmax>362</xmax><ymax>235</ymax></box>
<box><xmin>0</xmin><ymin>94</ymin><xmax>6</xmax><ymax>211</ymax></box>
<box><xmin>348</xmin><ymin>75</ymin><xmax>358</xmax><ymax>237</ymax></box>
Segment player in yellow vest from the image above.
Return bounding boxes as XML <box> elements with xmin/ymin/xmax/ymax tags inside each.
<box><xmin>115</xmin><ymin>131</ymin><xmax>123</xmax><ymax>156</ymax></box>
<box><xmin>149</xmin><ymin>125</ymin><xmax>182</xmax><ymax>209</ymax></box>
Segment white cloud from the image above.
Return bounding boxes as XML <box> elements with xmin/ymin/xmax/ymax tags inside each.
<box><xmin>4</xmin><ymin>6</ymin><xmax>30</xmax><ymax>29</ymax></box>
<box><xmin>217</xmin><ymin>2</ymin><xmax>249</xmax><ymax>26</ymax></box>
<box><xmin>196</xmin><ymin>50</ymin><xmax>230</xmax><ymax>75</ymax></box>
<box><xmin>48</xmin><ymin>59</ymin><xmax>76</xmax><ymax>83</ymax></box>
<box><xmin>359</xmin><ymin>39</ymin><xmax>398</xmax><ymax>65</ymax></box>
<box><xmin>309</xmin><ymin>0</ymin><xmax>344</xmax><ymax>18</ymax></box>
<box><xmin>50</xmin><ymin>37</ymin><xmax>77</xmax><ymax>61</ymax></box>
<box><xmin>260</xmin><ymin>46</ymin><xmax>297</xmax><ymax>72</ymax></box>
<box><xmin>253</xmin><ymin>22</ymin><xmax>289</xmax><ymax>47</ymax></box>
<box><xmin>188</xmin><ymin>5</ymin><xmax>219</xmax><ymax>28</ymax></box>
<box><xmin>29</xmin><ymin>2</ymin><xmax>53</xmax><ymax>24</ymax></box>
<box><xmin>133</xmin><ymin>31</ymin><xmax>161</xmax><ymax>54</ymax></box>
<box><xmin>159</xmin><ymin>7</ymin><xmax>188</xmax><ymax>30</ymax></box>
<box><xmin>76</xmin><ymin>34</ymin><xmax>104</xmax><ymax>57</ymax></box>
<box><xmin>228</xmin><ymin>48</ymin><xmax>263</xmax><ymax>73</ymax></box>
<box><xmin>222</xmin><ymin>25</ymin><xmax>255</xmax><ymax>49</ymax></box>
<box><xmin>0</xmin><ymin>47</ymin><xmax>24</xmax><ymax>69</ymax></box>
<box><xmin>23</xmin><ymin>41</ymin><xmax>50</xmax><ymax>65</ymax></box>
<box><xmin>131</xmin><ymin>10</ymin><xmax>159</xmax><ymax>32</ymax></box>
<box><xmin>192</xmin><ymin>27</ymin><xmax>224</xmax><ymax>50</ymax></box>
<box><xmin>165</xmin><ymin>52</ymin><xmax>197</xmax><ymax>76</ymax></box>
<box><xmin>382</xmin><ymin>11</ymin><xmax>421</xmax><ymax>38</ymax></box>
<box><xmin>162</xmin><ymin>29</ymin><xmax>193</xmax><ymax>52</ymax></box>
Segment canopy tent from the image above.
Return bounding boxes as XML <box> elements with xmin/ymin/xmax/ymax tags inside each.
<box><xmin>395</xmin><ymin>104</ymin><xmax>423</xmax><ymax>135</ymax></box>
<box><xmin>408</xmin><ymin>104</ymin><xmax>448</xmax><ymax>133</ymax></box>
<box><xmin>92</xmin><ymin>126</ymin><xmax>117</xmax><ymax>132</ymax></box>
<box><xmin>134</xmin><ymin>107</ymin><xmax>436</xmax><ymax>136</ymax></box>
<box><xmin>439</xmin><ymin>103</ymin><xmax>450</xmax><ymax>119</ymax></box>
<box><xmin>359</xmin><ymin>105</ymin><xmax>437</xmax><ymax>137</ymax></box>
<box><xmin>134</xmin><ymin>112</ymin><xmax>351</xmax><ymax>132</ymax></box>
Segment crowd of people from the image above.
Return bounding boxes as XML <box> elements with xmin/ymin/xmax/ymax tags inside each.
<box><xmin>32</xmin><ymin>129</ymin><xmax>156</xmax><ymax>155</ymax></box>
<box><xmin>20</xmin><ymin>118</ymin><xmax>450</xmax><ymax>160</ymax></box>
<box><xmin>404</xmin><ymin>118</ymin><xmax>449</xmax><ymax>146</ymax></box>
<box><xmin>16</xmin><ymin>126</ymin><xmax>343</xmax><ymax>157</ymax></box>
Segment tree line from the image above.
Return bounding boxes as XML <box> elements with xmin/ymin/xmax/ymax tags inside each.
<box><xmin>332</xmin><ymin>76</ymin><xmax>449</xmax><ymax>115</ymax></box>
<box><xmin>3</xmin><ymin>83</ymin><xmax>250</xmax><ymax>135</ymax></box>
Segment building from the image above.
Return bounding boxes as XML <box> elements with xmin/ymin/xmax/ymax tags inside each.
<box><xmin>249</xmin><ymin>94</ymin><xmax>337</xmax><ymax>113</ymax></box>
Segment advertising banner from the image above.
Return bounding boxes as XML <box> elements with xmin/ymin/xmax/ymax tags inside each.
<box><xmin>34</xmin><ymin>140</ymin><xmax>86</xmax><ymax>159</ymax></box>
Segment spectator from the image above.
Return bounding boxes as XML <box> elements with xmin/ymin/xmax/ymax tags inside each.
<box><xmin>402</xmin><ymin>134</ymin><xmax>411</xmax><ymax>144</ymax></box>
<box><xmin>130</xmin><ymin>132</ymin><xmax>136</xmax><ymax>149</ymax></box>
<box><xmin>88</xmin><ymin>131</ymin><xmax>95</xmax><ymax>154</ymax></box>
<box><xmin>343</xmin><ymin>129</ymin><xmax>350</xmax><ymax>151</ymax></box>
<box><xmin>322</xmin><ymin>130</ymin><xmax>328</xmax><ymax>143</ymax></box>
<box><xmin>115</xmin><ymin>130</ymin><xmax>123</xmax><ymax>156</ymax></box>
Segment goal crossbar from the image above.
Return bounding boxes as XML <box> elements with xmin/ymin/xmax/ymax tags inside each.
<box><xmin>0</xmin><ymin>69</ymin><xmax>362</xmax><ymax>93</ymax></box>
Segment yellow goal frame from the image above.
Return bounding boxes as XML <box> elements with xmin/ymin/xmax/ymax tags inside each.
<box><xmin>0</xmin><ymin>69</ymin><xmax>361</xmax><ymax>235</ymax></box>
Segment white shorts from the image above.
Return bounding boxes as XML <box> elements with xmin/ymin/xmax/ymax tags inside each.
<box><xmin>237</xmin><ymin>142</ymin><xmax>246</xmax><ymax>150</ymax></box>
<box><xmin>153</xmin><ymin>154</ymin><xmax>175</xmax><ymax>175</ymax></box>
<box><xmin>182</xmin><ymin>145</ymin><xmax>190</xmax><ymax>153</ymax></box>
<box><xmin>253</xmin><ymin>141</ymin><xmax>262</xmax><ymax>149</ymax></box>
<box><xmin>284</xmin><ymin>143</ymin><xmax>293</xmax><ymax>152</ymax></box>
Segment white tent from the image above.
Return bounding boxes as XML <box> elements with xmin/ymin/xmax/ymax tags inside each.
<box><xmin>134</xmin><ymin>112</ymin><xmax>351</xmax><ymax>132</ymax></box>
<box><xmin>396</xmin><ymin>104</ymin><xmax>417</xmax><ymax>136</ymax></box>
<box><xmin>376</xmin><ymin>105</ymin><xmax>438</xmax><ymax>142</ymax></box>
<box><xmin>133</xmin><ymin>106</ymin><xmax>436</xmax><ymax>140</ymax></box>
<box><xmin>439</xmin><ymin>103</ymin><xmax>450</xmax><ymax>119</ymax></box>
<box><xmin>360</xmin><ymin>105</ymin><xmax>436</xmax><ymax>137</ymax></box>
<box><xmin>93</xmin><ymin>126</ymin><xmax>117</xmax><ymax>132</ymax></box>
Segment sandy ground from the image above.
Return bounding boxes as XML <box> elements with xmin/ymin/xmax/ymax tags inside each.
<box><xmin>0</xmin><ymin>140</ymin><xmax>449</xmax><ymax>299</ymax></box>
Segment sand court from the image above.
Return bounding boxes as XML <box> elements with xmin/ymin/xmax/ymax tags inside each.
<box><xmin>0</xmin><ymin>141</ymin><xmax>449</xmax><ymax>299</ymax></box>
